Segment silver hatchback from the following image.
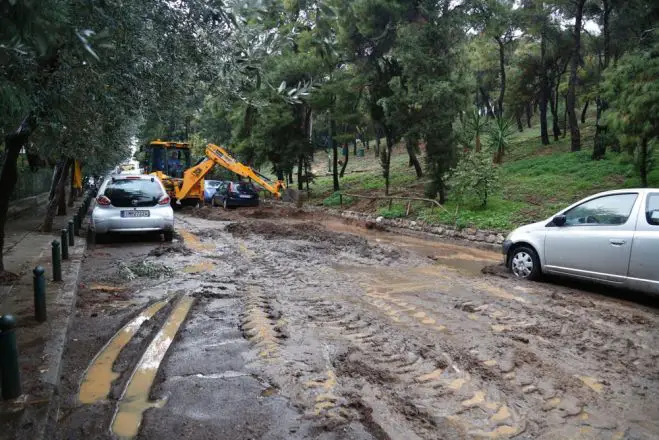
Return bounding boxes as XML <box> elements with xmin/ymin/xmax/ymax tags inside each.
<box><xmin>91</xmin><ymin>174</ymin><xmax>175</xmax><ymax>241</ymax></box>
<box><xmin>503</xmin><ymin>188</ymin><xmax>659</xmax><ymax>293</ymax></box>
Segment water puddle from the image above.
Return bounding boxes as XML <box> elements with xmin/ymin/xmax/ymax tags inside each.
<box><xmin>322</xmin><ymin>219</ymin><xmax>500</xmax><ymax>275</ymax></box>
<box><xmin>178</xmin><ymin>229</ymin><xmax>214</xmax><ymax>252</ymax></box>
<box><xmin>78</xmin><ymin>299</ymin><xmax>171</xmax><ymax>404</ymax></box>
<box><xmin>111</xmin><ymin>296</ymin><xmax>194</xmax><ymax>439</ymax></box>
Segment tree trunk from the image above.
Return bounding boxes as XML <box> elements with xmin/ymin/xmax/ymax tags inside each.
<box><xmin>57</xmin><ymin>162</ymin><xmax>68</xmax><ymax>216</ymax></box>
<box><xmin>353</xmin><ymin>139</ymin><xmax>357</xmax><ymax>156</ymax></box>
<box><xmin>563</xmin><ymin>94</ymin><xmax>568</xmax><ymax>138</ymax></box>
<box><xmin>383</xmin><ymin>129</ymin><xmax>394</xmax><ymax>196</ymax></box>
<box><xmin>68</xmin><ymin>160</ymin><xmax>76</xmax><ymax>207</ymax></box>
<box><xmin>42</xmin><ymin>159</ymin><xmax>70</xmax><ymax>233</ymax></box>
<box><xmin>603</xmin><ymin>0</ymin><xmax>611</xmax><ymax>69</ymax></box>
<box><xmin>540</xmin><ymin>29</ymin><xmax>550</xmax><ymax>145</ymax></box>
<box><xmin>496</xmin><ymin>37</ymin><xmax>506</xmax><ymax>118</ymax></box>
<box><xmin>405</xmin><ymin>137</ymin><xmax>423</xmax><ymax>178</ymax></box>
<box><xmin>580</xmin><ymin>100</ymin><xmax>589</xmax><ymax>123</ymax></box>
<box><xmin>479</xmin><ymin>87</ymin><xmax>496</xmax><ymax>118</ymax></box>
<box><xmin>339</xmin><ymin>143</ymin><xmax>349</xmax><ymax>178</ymax></box>
<box><xmin>297</xmin><ymin>155</ymin><xmax>304</xmax><ymax>190</ymax></box>
<box><xmin>516</xmin><ymin>111</ymin><xmax>524</xmax><ymax>132</ymax></box>
<box><xmin>374</xmin><ymin>129</ymin><xmax>381</xmax><ymax>157</ymax></box>
<box><xmin>592</xmin><ymin>98</ymin><xmax>607</xmax><ymax>160</ymax></box>
<box><xmin>639</xmin><ymin>137</ymin><xmax>649</xmax><ymax>187</ymax></box>
<box><xmin>567</xmin><ymin>0</ymin><xmax>585</xmax><ymax>152</ymax></box>
<box><xmin>549</xmin><ymin>90</ymin><xmax>561</xmax><ymax>141</ymax></box>
<box><xmin>526</xmin><ymin>102</ymin><xmax>532</xmax><ymax>128</ymax></box>
<box><xmin>330</xmin><ymin>117</ymin><xmax>339</xmax><ymax>191</ymax></box>
<box><xmin>0</xmin><ymin>118</ymin><xmax>35</xmax><ymax>272</ymax></box>
<box><xmin>438</xmin><ymin>179</ymin><xmax>446</xmax><ymax>205</ymax></box>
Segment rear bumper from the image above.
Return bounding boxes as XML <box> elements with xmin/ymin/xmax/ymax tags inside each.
<box><xmin>92</xmin><ymin>206</ymin><xmax>174</xmax><ymax>234</ymax></box>
<box><xmin>226</xmin><ymin>197</ymin><xmax>259</xmax><ymax>207</ymax></box>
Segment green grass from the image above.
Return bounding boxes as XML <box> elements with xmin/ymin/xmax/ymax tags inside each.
<box><xmin>301</xmin><ymin>116</ymin><xmax>658</xmax><ymax>232</ymax></box>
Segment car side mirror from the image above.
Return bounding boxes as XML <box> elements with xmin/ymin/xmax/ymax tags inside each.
<box><xmin>553</xmin><ymin>214</ymin><xmax>567</xmax><ymax>227</ymax></box>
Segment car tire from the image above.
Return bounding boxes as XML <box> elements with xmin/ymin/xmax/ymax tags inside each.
<box><xmin>509</xmin><ymin>246</ymin><xmax>541</xmax><ymax>280</ymax></box>
<box><xmin>223</xmin><ymin>199</ymin><xmax>228</xmax><ymax>210</ymax></box>
<box><xmin>211</xmin><ymin>198</ymin><xmax>216</xmax><ymax>207</ymax></box>
<box><xmin>164</xmin><ymin>230</ymin><xmax>174</xmax><ymax>242</ymax></box>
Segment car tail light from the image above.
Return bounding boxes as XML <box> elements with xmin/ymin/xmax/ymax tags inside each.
<box><xmin>158</xmin><ymin>195</ymin><xmax>171</xmax><ymax>205</ymax></box>
<box><xmin>96</xmin><ymin>195</ymin><xmax>111</xmax><ymax>206</ymax></box>
<box><xmin>125</xmin><ymin>176</ymin><xmax>141</xmax><ymax>180</ymax></box>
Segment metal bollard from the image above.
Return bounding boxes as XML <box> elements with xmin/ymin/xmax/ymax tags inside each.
<box><xmin>33</xmin><ymin>266</ymin><xmax>47</xmax><ymax>322</ymax></box>
<box><xmin>61</xmin><ymin>229</ymin><xmax>69</xmax><ymax>260</ymax></box>
<box><xmin>73</xmin><ymin>214</ymin><xmax>79</xmax><ymax>236</ymax></box>
<box><xmin>68</xmin><ymin>220</ymin><xmax>74</xmax><ymax>246</ymax></box>
<box><xmin>0</xmin><ymin>314</ymin><xmax>22</xmax><ymax>400</ymax></box>
<box><xmin>52</xmin><ymin>240</ymin><xmax>62</xmax><ymax>282</ymax></box>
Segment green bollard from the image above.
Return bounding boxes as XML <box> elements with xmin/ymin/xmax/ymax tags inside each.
<box><xmin>0</xmin><ymin>314</ymin><xmax>22</xmax><ymax>400</ymax></box>
<box><xmin>61</xmin><ymin>229</ymin><xmax>69</xmax><ymax>260</ymax></box>
<box><xmin>33</xmin><ymin>266</ymin><xmax>46</xmax><ymax>322</ymax></box>
<box><xmin>52</xmin><ymin>240</ymin><xmax>62</xmax><ymax>282</ymax></box>
<box><xmin>68</xmin><ymin>220</ymin><xmax>74</xmax><ymax>246</ymax></box>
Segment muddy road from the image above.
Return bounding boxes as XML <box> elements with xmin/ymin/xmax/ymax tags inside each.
<box><xmin>50</xmin><ymin>205</ymin><xmax>659</xmax><ymax>440</ymax></box>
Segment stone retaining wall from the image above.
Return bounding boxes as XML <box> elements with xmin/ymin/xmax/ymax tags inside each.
<box><xmin>327</xmin><ymin>208</ymin><xmax>507</xmax><ymax>248</ymax></box>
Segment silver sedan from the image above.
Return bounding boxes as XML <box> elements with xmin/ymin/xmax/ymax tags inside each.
<box><xmin>91</xmin><ymin>174</ymin><xmax>174</xmax><ymax>241</ymax></box>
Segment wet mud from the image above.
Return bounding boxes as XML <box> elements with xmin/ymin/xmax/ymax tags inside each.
<box><xmin>51</xmin><ymin>204</ymin><xmax>659</xmax><ymax>440</ymax></box>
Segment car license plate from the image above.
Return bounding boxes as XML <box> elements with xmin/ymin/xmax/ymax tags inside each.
<box><xmin>239</xmin><ymin>195</ymin><xmax>252</xmax><ymax>199</ymax></box>
<box><xmin>121</xmin><ymin>210</ymin><xmax>150</xmax><ymax>218</ymax></box>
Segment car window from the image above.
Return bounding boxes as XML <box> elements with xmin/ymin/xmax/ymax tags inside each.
<box><xmin>235</xmin><ymin>183</ymin><xmax>255</xmax><ymax>192</ymax></box>
<box><xmin>564</xmin><ymin>193</ymin><xmax>638</xmax><ymax>226</ymax></box>
<box><xmin>206</xmin><ymin>181</ymin><xmax>220</xmax><ymax>189</ymax></box>
<box><xmin>647</xmin><ymin>193</ymin><xmax>659</xmax><ymax>226</ymax></box>
<box><xmin>104</xmin><ymin>178</ymin><xmax>163</xmax><ymax>207</ymax></box>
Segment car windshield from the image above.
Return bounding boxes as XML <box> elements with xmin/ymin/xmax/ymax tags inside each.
<box><xmin>104</xmin><ymin>178</ymin><xmax>163</xmax><ymax>207</ymax></box>
<box><xmin>233</xmin><ymin>183</ymin><xmax>255</xmax><ymax>192</ymax></box>
<box><xmin>206</xmin><ymin>181</ymin><xmax>221</xmax><ymax>189</ymax></box>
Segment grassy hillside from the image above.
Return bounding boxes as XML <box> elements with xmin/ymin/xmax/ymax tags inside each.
<box><xmin>303</xmin><ymin>116</ymin><xmax>659</xmax><ymax>232</ymax></box>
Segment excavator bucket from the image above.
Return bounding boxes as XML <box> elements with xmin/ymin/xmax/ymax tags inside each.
<box><xmin>280</xmin><ymin>188</ymin><xmax>299</xmax><ymax>204</ymax></box>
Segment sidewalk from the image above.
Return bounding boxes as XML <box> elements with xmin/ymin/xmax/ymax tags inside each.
<box><xmin>0</xmin><ymin>198</ymin><xmax>89</xmax><ymax>440</ymax></box>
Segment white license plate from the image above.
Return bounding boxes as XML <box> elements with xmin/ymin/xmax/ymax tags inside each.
<box><xmin>239</xmin><ymin>195</ymin><xmax>253</xmax><ymax>199</ymax></box>
<box><xmin>121</xmin><ymin>210</ymin><xmax>150</xmax><ymax>218</ymax></box>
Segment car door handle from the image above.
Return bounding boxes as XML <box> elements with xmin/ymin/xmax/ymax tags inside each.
<box><xmin>609</xmin><ymin>239</ymin><xmax>626</xmax><ymax>246</ymax></box>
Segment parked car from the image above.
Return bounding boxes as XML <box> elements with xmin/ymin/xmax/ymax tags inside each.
<box><xmin>91</xmin><ymin>174</ymin><xmax>175</xmax><ymax>241</ymax></box>
<box><xmin>204</xmin><ymin>180</ymin><xmax>223</xmax><ymax>203</ymax></box>
<box><xmin>211</xmin><ymin>181</ymin><xmax>259</xmax><ymax>208</ymax></box>
<box><xmin>503</xmin><ymin>188</ymin><xmax>659</xmax><ymax>293</ymax></box>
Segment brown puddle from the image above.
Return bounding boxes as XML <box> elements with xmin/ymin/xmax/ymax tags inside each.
<box><xmin>321</xmin><ymin>219</ymin><xmax>500</xmax><ymax>275</ymax></box>
<box><xmin>111</xmin><ymin>296</ymin><xmax>194</xmax><ymax>439</ymax></box>
<box><xmin>78</xmin><ymin>299</ymin><xmax>171</xmax><ymax>404</ymax></box>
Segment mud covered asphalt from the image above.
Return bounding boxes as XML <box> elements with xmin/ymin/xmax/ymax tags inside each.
<box><xmin>50</xmin><ymin>204</ymin><xmax>659</xmax><ymax>440</ymax></box>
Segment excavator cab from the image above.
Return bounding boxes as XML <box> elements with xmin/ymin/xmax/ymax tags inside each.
<box><xmin>141</xmin><ymin>141</ymin><xmax>192</xmax><ymax>178</ymax></box>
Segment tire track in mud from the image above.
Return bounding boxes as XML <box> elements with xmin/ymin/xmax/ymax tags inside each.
<box><xmin>184</xmin><ymin>213</ymin><xmax>657</xmax><ymax>439</ymax></box>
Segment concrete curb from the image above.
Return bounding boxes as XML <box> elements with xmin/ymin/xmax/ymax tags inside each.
<box><xmin>33</xmin><ymin>242</ymin><xmax>86</xmax><ymax>440</ymax></box>
<box><xmin>7</xmin><ymin>219</ymin><xmax>90</xmax><ymax>440</ymax></box>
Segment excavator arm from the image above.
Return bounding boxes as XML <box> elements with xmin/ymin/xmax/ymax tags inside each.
<box><xmin>174</xmin><ymin>143</ymin><xmax>286</xmax><ymax>202</ymax></box>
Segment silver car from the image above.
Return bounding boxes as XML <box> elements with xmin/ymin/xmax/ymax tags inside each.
<box><xmin>503</xmin><ymin>188</ymin><xmax>659</xmax><ymax>293</ymax></box>
<box><xmin>91</xmin><ymin>174</ymin><xmax>175</xmax><ymax>241</ymax></box>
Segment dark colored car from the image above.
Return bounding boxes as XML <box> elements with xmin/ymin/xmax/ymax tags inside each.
<box><xmin>211</xmin><ymin>181</ymin><xmax>259</xmax><ymax>208</ymax></box>
<box><xmin>204</xmin><ymin>180</ymin><xmax>223</xmax><ymax>203</ymax></box>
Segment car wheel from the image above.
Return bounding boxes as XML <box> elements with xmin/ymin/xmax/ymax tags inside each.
<box><xmin>164</xmin><ymin>230</ymin><xmax>174</xmax><ymax>242</ymax></box>
<box><xmin>223</xmin><ymin>198</ymin><xmax>228</xmax><ymax>210</ymax></box>
<box><xmin>211</xmin><ymin>198</ymin><xmax>216</xmax><ymax>207</ymax></box>
<box><xmin>509</xmin><ymin>246</ymin><xmax>541</xmax><ymax>280</ymax></box>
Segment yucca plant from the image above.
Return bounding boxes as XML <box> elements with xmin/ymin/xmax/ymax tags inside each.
<box><xmin>489</xmin><ymin>116</ymin><xmax>515</xmax><ymax>164</ymax></box>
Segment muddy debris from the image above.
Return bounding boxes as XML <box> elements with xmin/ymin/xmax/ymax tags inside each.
<box><xmin>117</xmin><ymin>261</ymin><xmax>175</xmax><ymax>280</ymax></box>
<box><xmin>148</xmin><ymin>242</ymin><xmax>193</xmax><ymax>257</ymax></box>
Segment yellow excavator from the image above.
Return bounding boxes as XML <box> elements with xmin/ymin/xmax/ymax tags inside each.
<box><xmin>174</xmin><ymin>143</ymin><xmax>288</xmax><ymax>204</ymax></box>
<box><xmin>141</xmin><ymin>140</ymin><xmax>290</xmax><ymax>205</ymax></box>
